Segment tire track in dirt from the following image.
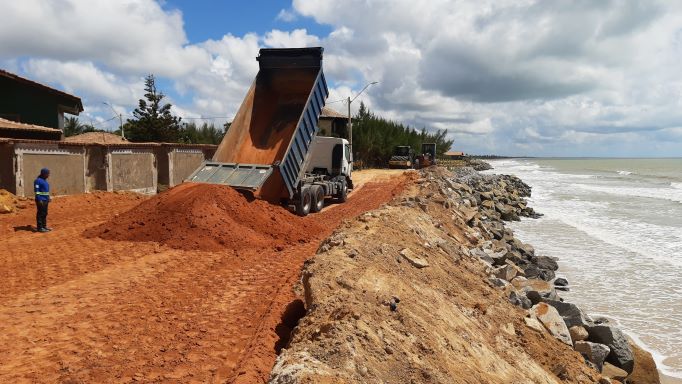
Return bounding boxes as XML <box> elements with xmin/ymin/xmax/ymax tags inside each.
<box><xmin>0</xmin><ymin>172</ymin><xmax>411</xmax><ymax>383</ymax></box>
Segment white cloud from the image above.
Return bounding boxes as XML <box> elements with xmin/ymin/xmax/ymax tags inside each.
<box><xmin>291</xmin><ymin>0</ymin><xmax>682</xmax><ymax>156</ymax></box>
<box><xmin>3</xmin><ymin>0</ymin><xmax>682</xmax><ymax>156</ymax></box>
<box><xmin>263</xmin><ymin>29</ymin><xmax>320</xmax><ymax>48</ymax></box>
<box><xmin>0</xmin><ymin>0</ymin><xmax>209</xmax><ymax>77</ymax></box>
<box><xmin>23</xmin><ymin>59</ymin><xmax>143</xmax><ymax>106</ymax></box>
<box><xmin>276</xmin><ymin>9</ymin><xmax>297</xmax><ymax>22</ymax></box>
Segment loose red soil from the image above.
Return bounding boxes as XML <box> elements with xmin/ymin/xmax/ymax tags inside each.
<box><xmin>87</xmin><ymin>182</ymin><xmax>324</xmax><ymax>252</ymax></box>
<box><xmin>0</xmin><ymin>173</ymin><xmax>410</xmax><ymax>383</ymax></box>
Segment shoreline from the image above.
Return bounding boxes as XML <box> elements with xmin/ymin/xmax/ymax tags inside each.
<box><xmin>271</xmin><ymin>165</ymin><xmax>671</xmax><ymax>383</ymax></box>
<box><xmin>484</xmin><ymin>158</ymin><xmax>682</xmax><ymax>383</ymax></box>
<box><xmin>447</xmin><ymin>162</ymin><xmax>671</xmax><ymax>382</ymax></box>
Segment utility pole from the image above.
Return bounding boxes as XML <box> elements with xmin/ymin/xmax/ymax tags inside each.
<box><xmin>346</xmin><ymin>81</ymin><xmax>378</xmax><ymax>147</ymax></box>
<box><xmin>347</xmin><ymin>96</ymin><xmax>352</xmax><ymax>146</ymax></box>
<box><xmin>103</xmin><ymin>102</ymin><xmax>124</xmax><ymax>139</ymax></box>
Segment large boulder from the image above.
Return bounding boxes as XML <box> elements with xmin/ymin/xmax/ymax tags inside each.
<box><xmin>542</xmin><ymin>299</ymin><xmax>593</xmax><ymax>328</ymax></box>
<box><xmin>574</xmin><ymin>341</ymin><xmax>610</xmax><ymax>371</ymax></box>
<box><xmin>494</xmin><ymin>264</ymin><xmax>518</xmax><ymax>281</ymax></box>
<box><xmin>602</xmin><ymin>362</ymin><xmax>628</xmax><ymax>381</ymax></box>
<box><xmin>531</xmin><ymin>256</ymin><xmax>559</xmax><ymax>271</ymax></box>
<box><xmin>569</xmin><ymin>326</ymin><xmax>589</xmax><ymax>342</ymax></box>
<box><xmin>531</xmin><ymin>303</ymin><xmax>572</xmax><ymax>346</ymax></box>
<box><xmin>587</xmin><ymin>325</ymin><xmax>634</xmax><ymax>374</ymax></box>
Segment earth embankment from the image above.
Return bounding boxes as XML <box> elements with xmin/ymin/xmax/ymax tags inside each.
<box><xmin>270</xmin><ymin>167</ymin><xmax>607</xmax><ymax>383</ymax></box>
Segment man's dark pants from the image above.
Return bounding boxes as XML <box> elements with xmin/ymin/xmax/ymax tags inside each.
<box><xmin>36</xmin><ymin>200</ymin><xmax>48</xmax><ymax>230</ymax></box>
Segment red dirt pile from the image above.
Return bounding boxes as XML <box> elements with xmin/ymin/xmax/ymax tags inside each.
<box><xmin>87</xmin><ymin>182</ymin><xmax>324</xmax><ymax>252</ymax></box>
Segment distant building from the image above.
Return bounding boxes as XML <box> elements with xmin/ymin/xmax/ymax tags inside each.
<box><xmin>0</xmin><ymin>69</ymin><xmax>83</xmax><ymax>138</ymax></box>
<box><xmin>318</xmin><ymin>106</ymin><xmax>348</xmax><ymax>138</ymax></box>
<box><xmin>444</xmin><ymin>151</ymin><xmax>465</xmax><ymax>160</ymax></box>
<box><xmin>0</xmin><ymin>117</ymin><xmax>62</xmax><ymax>141</ymax></box>
<box><xmin>63</xmin><ymin>132</ymin><xmax>128</xmax><ymax>145</ymax></box>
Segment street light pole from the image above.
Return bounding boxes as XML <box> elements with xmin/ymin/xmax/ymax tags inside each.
<box><xmin>346</xmin><ymin>81</ymin><xmax>378</xmax><ymax>147</ymax></box>
<box><xmin>103</xmin><ymin>102</ymin><xmax>124</xmax><ymax>139</ymax></box>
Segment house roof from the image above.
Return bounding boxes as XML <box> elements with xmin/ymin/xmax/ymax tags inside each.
<box><xmin>0</xmin><ymin>117</ymin><xmax>62</xmax><ymax>134</ymax></box>
<box><xmin>63</xmin><ymin>131</ymin><xmax>128</xmax><ymax>144</ymax></box>
<box><xmin>0</xmin><ymin>117</ymin><xmax>62</xmax><ymax>141</ymax></box>
<box><xmin>0</xmin><ymin>69</ymin><xmax>84</xmax><ymax>113</ymax></box>
<box><xmin>320</xmin><ymin>106</ymin><xmax>347</xmax><ymax>119</ymax></box>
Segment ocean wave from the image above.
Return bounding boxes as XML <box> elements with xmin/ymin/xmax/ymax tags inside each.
<box><xmin>672</xmin><ymin>182</ymin><xmax>682</xmax><ymax>190</ymax></box>
<box><xmin>574</xmin><ymin>183</ymin><xmax>682</xmax><ymax>203</ymax></box>
<box><xmin>617</xmin><ymin>170</ymin><xmax>632</xmax><ymax>175</ymax></box>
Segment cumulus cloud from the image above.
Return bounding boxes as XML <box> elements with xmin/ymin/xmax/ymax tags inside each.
<box><xmin>2</xmin><ymin>0</ymin><xmax>682</xmax><ymax>156</ymax></box>
<box><xmin>293</xmin><ymin>0</ymin><xmax>682</xmax><ymax>156</ymax></box>
<box><xmin>0</xmin><ymin>0</ymin><xmax>209</xmax><ymax>77</ymax></box>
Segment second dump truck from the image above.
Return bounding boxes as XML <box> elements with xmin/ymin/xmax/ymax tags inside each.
<box><xmin>187</xmin><ymin>47</ymin><xmax>353</xmax><ymax>216</ymax></box>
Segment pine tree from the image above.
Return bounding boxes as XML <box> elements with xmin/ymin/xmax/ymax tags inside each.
<box><xmin>126</xmin><ymin>74</ymin><xmax>182</xmax><ymax>142</ymax></box>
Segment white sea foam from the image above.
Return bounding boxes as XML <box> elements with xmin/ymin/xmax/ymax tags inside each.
<box><xmin>574</xmin><ymin>183</ymin><xmax>682</xmax><ymax>203</ymax></box>
<box><xmin>617</xmin><ymin>170</ymin><xmax>632</xmax><ymax>175</ymax></box>
<box><xmin>489</xmin><ymin>158</ymin><xmax>682</xmax><ymax>376</ymax></box>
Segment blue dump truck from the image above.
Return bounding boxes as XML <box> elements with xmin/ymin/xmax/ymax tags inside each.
<box><xmin>187</xmin><ymin>47</ymin><xmax>353</xmax><ymax>216</ymax></box>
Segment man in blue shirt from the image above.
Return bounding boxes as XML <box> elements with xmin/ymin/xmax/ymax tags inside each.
<box><xmin>34</xmin><ymin>168</ymin><xmax>51</xmax><ymax>232</ymax></box>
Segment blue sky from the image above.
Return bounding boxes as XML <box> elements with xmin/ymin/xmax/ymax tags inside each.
<box><xmin>161</xmin><ymin>1</ymin><xmax>331</xmax><ymax>41</ymax></box>
<box><xmin>1</xmin><ymin>1</ymin><xmax>682</xmax><ymax>157</ymax></box>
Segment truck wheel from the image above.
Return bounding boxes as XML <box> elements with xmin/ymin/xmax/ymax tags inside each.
<box><xmin>337</xmin><ymin>179</ymin><xmax>348</xmax><ymax>203</ymax></box>
<box><xmin>311</xmin><ymin>185</ymin><xmax>325</xmax><ymax>213</ymax></box>
<box><xmin>295</xmin><ymin>188</ymin><xmax>312</xmax><ymax>216</ymax></box>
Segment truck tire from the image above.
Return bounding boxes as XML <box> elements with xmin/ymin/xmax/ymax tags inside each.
<box><xmin>336</xmin><ymin>179</ymin><xmax>348</xmax><ymax>203</ymax></box>
<box><xmin>295</xmin><ymin>188</ymin><xmax>312</xmax><ymax>216</ymax></box>
<box><xmin>311</xmin><ymin>185</ymin><xmax>325</xmax><ymax>213</ymax></box>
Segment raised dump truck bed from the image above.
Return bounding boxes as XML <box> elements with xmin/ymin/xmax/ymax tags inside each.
<box><xmin>188</xmin><ymin>47</ymin><xmax>328</xmax><ymax>201</ymax></box>
<box><xmin>188</xmin><ymin>47</ymin><xmax>353</xmax><ymax>215</ymax></box>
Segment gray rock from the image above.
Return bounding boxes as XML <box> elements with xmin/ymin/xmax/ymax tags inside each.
<box><xmin>531</xmin><ymin>256</ymin><xmax>559</xmax><ymax>271</ymax></box>
<box><xmin>509</xmin><ymin>291</ymin><xmax>532</xmax><ymax>309</ymax></box>
<box><xmin>554</xmin><ymin>277</ymin><xmax>569</xmax><ymax>287</ymax></box>
<box><xmin>574</xmin><ymin>341</ymin><xmax>610</xmax><ymax>372</ymax></box>
<box><xmin>587</xmin><ymin>324</ymin><xmax>634</xmax><ymax>374</ymax></box>
<box><xmin>470</xmin><ymin>248</ymin><xmax>494</xmax><ymax>265</ymax></box>
<box><xmin>602</xmin><ymin>362</ymin><xmax>628</xmax><ymax>381</ymax></box>
<box><xmin>488</xmin><ymin>277</ymin><xmax>509</xmax><ymax>288</ymax></box>
<box><xmin>518</xmin><ymin>243</ymin><xmax>535</xmax><ymax>257</ymax></box>
<box><xmin>523</xmin><ymin>264</ymin><xmax>556</xmax><ymax>281</ymax></box>
<box><xmin>526</xmin><ymin>290</ymin><xmax>542</xmax><ymax>305</ymax></box>
<box><xmin>399</xmin><ymin>248</ymin><xmax>429</xmax><ymax>268</ymax></box>
<box><xmin>569</xmin><ymin>326</ymin><xmax>589</xmax><ymax>342</ymax></box>
<box><xmin>494</xmin><ymin>264</ymin><xmax>518</xmax><ymax>282</ymax></box>
<box><xmin>524</xmin><ymin>316</ymin><xmax>546</xmax><ymax>334</ymax></box>
<box><xmin>531</xmin><ymin>303</ymin><xmax>573</xmax><ymax>346</ymax></box>
<box><xmin>542</xmin><ymin>299</ymin><xmax>593</xmax><ymax>328</ymax></box>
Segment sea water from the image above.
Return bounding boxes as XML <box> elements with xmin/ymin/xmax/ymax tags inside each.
<box><xmin>486</xmin><ymin>158</ymin><xmax>682</xmax><ymax>378</ymax></box>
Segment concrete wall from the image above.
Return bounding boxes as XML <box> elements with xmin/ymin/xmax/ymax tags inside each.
<box><xmin>2</xmin><ymin>141</ymin><xmax>216</xmax><ymax>197</ymax></box>
<box><xmin>155</xmin><ymin>147</ymin><xmax>170</xmax><ymax>187</ymax></box>
<box><xmin>85</xmin><ymin>146</ymin><xmax>108</xmax><ymax>192</ymax></box>
<box><xmin>110</xmin><ymin>149</ymin><xmax>156</xmax><ymax>194</ymax></box>
<box><xmin>17</xmin><ymin>144</ymin><xmax>85</xmax><ymax>197</ymax></box>
<box><xmin>0</xmin><ymin>143</ymin><xmax>15</xmax><ymax>193</ymax></box>
<box><xmin>169</xmin><ymin>149</ymin><xmax>207</xmax><ymax>186</ymax></box>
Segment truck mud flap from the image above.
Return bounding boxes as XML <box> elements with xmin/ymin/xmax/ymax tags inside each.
<box><xmin>186</xmin><ymin>162</ymin><xmax>274</xmax><ymax>190</ymax></box>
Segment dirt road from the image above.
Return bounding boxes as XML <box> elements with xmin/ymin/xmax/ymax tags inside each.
<box><xmin>0</xmin><ymin>170</ymin><xmax>410</xmax><ymax>383</ymax></box>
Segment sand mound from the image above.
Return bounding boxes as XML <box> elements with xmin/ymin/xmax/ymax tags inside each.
<box><xmin>88</xmin><ymin>182</ymin><xmax>323</xmax><ymax>251</ymax></box>
<box><xmin>0</xmin><ymin>189</ymin><xmax>29</xmax><ymax>214</ymax></box>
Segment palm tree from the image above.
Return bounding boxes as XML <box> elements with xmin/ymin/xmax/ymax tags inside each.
<box><xmin>63</xmin><ymin>117</ymin><xmax>85</xmax><ymax>137</ymax></box>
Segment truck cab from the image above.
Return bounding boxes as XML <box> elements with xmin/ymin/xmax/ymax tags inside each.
<box><xmin>305</xmin><ymin>136</ymin><xmax>352</xmax><ymax>180</ymax></box>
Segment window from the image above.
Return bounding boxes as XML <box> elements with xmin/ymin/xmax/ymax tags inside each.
<box><xmin>344</xmin><ymin>144</ymin><xmax>351</xmax><ymax>162</ymax></box>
